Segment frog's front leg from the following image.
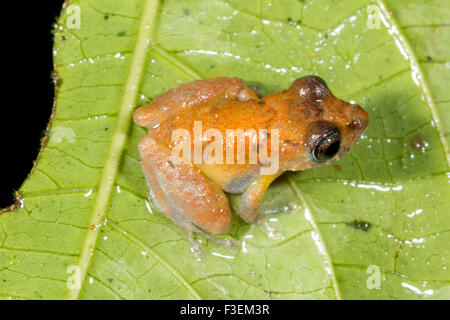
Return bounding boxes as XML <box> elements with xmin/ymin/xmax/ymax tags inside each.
<box><xmin>238</xmin><ymin>173</ymin><xmax>282</xmax><ymax>223</ymax></box>
<box><xmin>138</xmin><ymin>135</ymin><xmax>232</xmax><ymax>239</ymax></box>
<box><xmin>133</xmin><ymin>77</ymin><xmax>258</xmax><ymax>128</ymax></box>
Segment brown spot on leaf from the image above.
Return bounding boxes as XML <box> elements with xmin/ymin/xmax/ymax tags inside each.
<box><xmin>346</xmin><ymin>219</ymin><xmax>372</xmax><ymax>232</ymax></box>
<box><xmin>411</xmin><ymin>134</ymin><xmax>428</xmax><ymax>152</ymax></box>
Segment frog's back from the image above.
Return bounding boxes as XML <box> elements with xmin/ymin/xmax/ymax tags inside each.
<box><xmin>149</xmin><ymin>100</ymin><xmax>280</xmax><ymax>193</ymax></box>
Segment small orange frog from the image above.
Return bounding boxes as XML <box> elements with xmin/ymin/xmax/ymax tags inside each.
<box><xmin>133</xmin><ymin>76</ymin><xmax>369</xmax><ymax>242</ymax></box>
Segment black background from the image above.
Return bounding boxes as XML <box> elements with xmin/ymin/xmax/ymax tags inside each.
<box><xmin>0</xmin><ymin>1</ymin><xmax>63</xmax><ymax>208</ymax></box>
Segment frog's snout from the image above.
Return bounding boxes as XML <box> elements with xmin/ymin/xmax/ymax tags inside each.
<box><xmin>346</xmin><ymin>103</ymin><xmax>369</xmax><ymax>132</ymax></box>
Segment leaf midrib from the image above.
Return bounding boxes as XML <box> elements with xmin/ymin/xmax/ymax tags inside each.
<box><xmin>66</xmin><ymin>0</ymin><xmax>161</xmax><ymax>300</ymax></box>
<box><xmin>287</xmin><ymin>176</ymin><xmax>342</xmax><ymax>299</ymax></box>
<box><xmin>377</xmin><ymin>0</ymin><xmax>450</xmax><ymax>167</ymax></box>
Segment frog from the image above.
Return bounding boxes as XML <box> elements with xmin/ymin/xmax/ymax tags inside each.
<box><xmin>133</xmin><ymin>76</ymin><xmax>369</xmax><ymax>243</ymax></box>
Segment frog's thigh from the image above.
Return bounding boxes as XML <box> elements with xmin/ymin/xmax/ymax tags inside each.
<box><xmin>138</xmin><ymin>135</ymin><xmax>231</xmax><ymax>235</ymax></box>
<box><xmin>139</xmin><ymin>151</ymin><xmax>176</xmax><ymax>218</ymax></box>
<box><xmin>238</xmin><ymin>174</ymin><xmax>281</xmax><ymax>223</ymax></box>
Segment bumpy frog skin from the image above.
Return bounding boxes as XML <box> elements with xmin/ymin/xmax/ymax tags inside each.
<box><xmin>133</xmin><ymin>76</ymin><xmax>369</xmax><ymax>241</ymax></box>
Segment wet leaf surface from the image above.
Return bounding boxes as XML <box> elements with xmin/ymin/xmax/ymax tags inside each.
<box><xmin>0</xmin><ymin>0</ymin><xmax>449</xmax><ymax>299</ymax></box>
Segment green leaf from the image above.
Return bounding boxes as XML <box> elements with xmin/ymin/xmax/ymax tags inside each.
<box><xmin>0</xmin><ymin>0</ymin><xmax>449</xmax><ymax>299</ymax></box>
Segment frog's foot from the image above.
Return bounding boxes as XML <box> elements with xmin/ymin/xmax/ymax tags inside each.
<box><xmin>138</xmin><ymin>135</ymin><xmax>232</xmax><ymax>239</ymax></box>
<box><xmin>184</xmin><ymin>222</ymin><xmax>237</xmax><ymax>249</ymax></box>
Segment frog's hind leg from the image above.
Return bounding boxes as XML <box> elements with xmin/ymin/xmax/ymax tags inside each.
<box><xmin>138</xmin><ymin>135</ymin><xmax>232</xmax><ymax>242</ymax></box>
<box><xmin>142</xmin><ymin>167</ymin><xmax>229</xmax><ymax>250</ymax></box>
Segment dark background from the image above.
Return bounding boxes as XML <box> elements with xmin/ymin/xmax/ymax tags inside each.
<box><xmin>0</xmin><ymin>1</ymin><xmax>64</xmax><ymax>208</ymax></box>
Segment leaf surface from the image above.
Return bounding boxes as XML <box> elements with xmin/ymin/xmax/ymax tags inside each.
<box><xmin>0</xmin><ymin>0</ymin><xmax>449</xmax><ymax>299</ymax></box>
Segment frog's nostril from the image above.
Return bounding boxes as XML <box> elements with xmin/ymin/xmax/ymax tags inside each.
<box><xmin>347</xmin><ymin>119</ymin><xmax>365</xmax><ymax>130</ymax></box>
<box><xmin>346</xmin><ymin>104</ymin><xmax>369</xmax><ymax>130</ymax></box>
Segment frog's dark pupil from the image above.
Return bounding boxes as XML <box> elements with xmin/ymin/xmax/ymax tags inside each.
<box><xmin>324</xmin><ymin>139</ymin><xmax>340</xmax><ymax>157</ymax></box>
<box><xmin>311</xmin><ymin>130</ymin><xmax>340</xmax><ymax>162</ymax></box>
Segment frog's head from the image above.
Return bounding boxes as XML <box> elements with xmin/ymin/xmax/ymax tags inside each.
<box><xmin>286</xmin><ymin>75</ymin><xmax>369</xmax><ymax>169</ymax></box>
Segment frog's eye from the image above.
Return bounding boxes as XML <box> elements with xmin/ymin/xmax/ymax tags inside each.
<box><xmin>308</xmin><ymin>121</ymin><xmax>341</xmax><ymax>162</ymax></box>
